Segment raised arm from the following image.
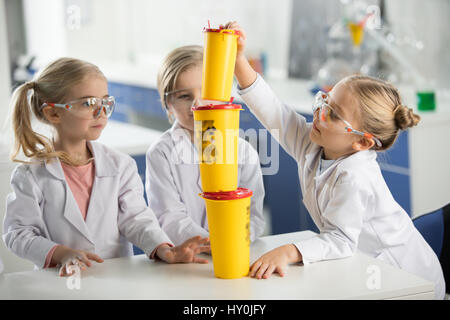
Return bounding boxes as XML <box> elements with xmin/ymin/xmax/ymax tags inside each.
<box><xmin>225</xmin><ymin>21</ymin><xmax>312</xmax><ymax>162</ymax></box>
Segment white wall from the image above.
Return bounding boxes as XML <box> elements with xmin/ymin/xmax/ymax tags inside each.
<box><xmin>1</xmin><ymin>0</ymin><xmax>34</xmax><ymax>273</ymax></box>
<box><xmin>385</xmin><ymin>0</ymin><xmax>450</xmax><ymax>90</ymax></box>
<box><xmin>23</xmin><ymin>0</ymin><xmax>67</xmax><ymax>62</ymax></box>
<box><xmin>0</xmin><ymin>0</ymin><xmax>10</xmax><ymax>116</ymax></box>
<box><xmin>24</xmin><ymin>0</ymin><xmax>292</xmax><ymax>80</ymax></box>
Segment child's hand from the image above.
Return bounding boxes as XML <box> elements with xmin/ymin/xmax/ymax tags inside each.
<box><xmin>52</xmin><ymin>245</ymin><xmax>104</xmax><ymax>277</ymax></box>
<box><xmin>220</xmin><ymin>21</ymin><xmax>256</xmax><ymax>90</ymax></box>
<box><xmin>221</xmin><ymin>21</ymin><xmax>246</xmax><ymax>60</ymax></box>
<box><xmin>156</xmin><ymin>236</ymin><xmax>210</xmax><ymax>264</ymax></box>
<box><xmin>249</xmin><ymin>244</ymin><xmax>302</xmax><ymax>279</ymax></box>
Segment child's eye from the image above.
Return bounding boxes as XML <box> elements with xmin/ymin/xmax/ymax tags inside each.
<box><xmin>177</xmin><ymin>94</ymin><xmax>192</xmax><ymax>100</ymax></box>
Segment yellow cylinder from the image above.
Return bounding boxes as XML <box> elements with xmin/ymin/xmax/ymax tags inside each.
<box><xmin>348</xmin><ymin>23</ymin><xmax>364</xmax><ymax>47</ymax></box>
<box><xmin>200</xmin><ymin>188</ymin><xmax>252</xmax><ymax>279</ymax></box>
<box><xmin>192</xmin><ymin>104</ymin><xmax>242</xmax><ymax>192</ymax></box>
<box><xmin>202</xmin><ymin>29</ymin><xmax>239</xmax><ymax>102</ymax></box>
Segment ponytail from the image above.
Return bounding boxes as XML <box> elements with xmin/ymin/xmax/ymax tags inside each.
<box><xmin>10</xmin><ymin>81</ymin><xmax>55</xmax><ymax>163</ymax></box>
<box><xmin>9</xmin><ymin>57</ymin><xmax>105</xmax><ymax>165</ymax></box>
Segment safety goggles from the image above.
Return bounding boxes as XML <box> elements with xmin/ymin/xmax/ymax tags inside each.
<box><xmin>312</xmin><ymin>91</ymin><xmax>382</xmax><ymax>148</ymax></box>
<box><xmin>41</xmin><ymin>96</ymin><xmax>115</xmax><ymax>120</ymax></box>
<box><xmin>165</xmin><ymin>88</ymin><xmax>222</xmax><ymax>109</ymax></box>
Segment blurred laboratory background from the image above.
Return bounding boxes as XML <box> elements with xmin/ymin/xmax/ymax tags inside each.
<box><xmin>0</xmin><ymin>0</ymin><xmax>449</xmax><ymax>272</ymax></box>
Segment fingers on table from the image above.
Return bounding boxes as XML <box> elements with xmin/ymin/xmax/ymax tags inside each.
<box><xmin>86</xmin><ymin>252</ymin><xmax>104</xmax><ymax>263</ymax></box>
<box><xmin>249</xmin><ymin>261</ymin><xmax>284</xmax><ymax>279</ymax></box>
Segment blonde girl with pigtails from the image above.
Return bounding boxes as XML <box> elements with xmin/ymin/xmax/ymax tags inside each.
<box><xmin>3</xmin><ymin>57</ymin><xmax>210</xmax><ymax>277</ymax></box>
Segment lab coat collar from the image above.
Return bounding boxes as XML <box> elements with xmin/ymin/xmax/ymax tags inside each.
<box><xmin>88</xmin><ymin>141</ymin><xmax>119</xmax><ymax>177</ymax></box>
<box><xmin>63</xmin><ymin>181</ymin><xmax>95</xmax><ymax>245</ymax></box>
<box><xmin>43</xmin><ymin>158</ymin><xmax>66</xmax><ymax>181</ymax></box>
<box><xmin>169</xmin><ymin>121</ymin><xmax>203</xmax><ymax>190</ymax></box>
<box><xmin>44</xmin><ymin>141</ymin><xmax>119</xmax><ymax>180</ymax></box>
<box><xmin>43</xmin><ymin>141</ymin><xmax>118</xmax><ymax>245</ymax></box>
<box><xmin>338</xmin><ymin>149</ymin><xmax>377</xmax><ymax>171</ymax></box>
<box><xmin>308</xmin><ymin>145</ymin><xmax>377</xmax><ymax>181</ymax></box>
<box><xmin>169</xmin><ymin>121</ymin><xmax>199</xmax><ymax>165</ymax></box>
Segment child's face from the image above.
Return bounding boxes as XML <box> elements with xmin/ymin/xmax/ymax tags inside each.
<box><xmin>54</xmin><ymin>75</ymin><xmax>109</xmax><ymax>143</ymax></box>
<box><xmin>309</xmin><ymin>81</ymin><xmax>364</xmax><ymax>159</ymax></box>
<box><xmin>166</xmin><ymin>64</ymin><xmax>203</xmax><ymax>133</ymax></box>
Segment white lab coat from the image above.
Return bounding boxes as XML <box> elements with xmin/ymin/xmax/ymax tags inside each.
<box><xmin>3</xmin><ymin>141</ymin><xmax>171</xmax><ymax>269</ymax></box>
<box><xmin>238</xmin><ymin>74</ymin><xmax>445</xmax><ymax>299</ymax></box>
<box><xmin>145</xmin><ymin>121</ymin><xmax>265</xmax><ymax>246</ymax></box>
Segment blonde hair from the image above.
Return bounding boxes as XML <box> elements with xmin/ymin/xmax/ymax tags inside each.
<box><xmin>156</xmin><ymin>45</ymin><xmax>203</xmax><ymax>123</ymax></box>
<box><xmin>344</xmin><ymin>75</ymin><xmax>420</xmax><ymax>151</ymax></box>
<box><xmin>10</xmin><ymin>57</ymin><xmax>106</xmax><ymax>165</ymax></box>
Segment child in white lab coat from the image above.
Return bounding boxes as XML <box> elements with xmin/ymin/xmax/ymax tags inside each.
<box><xmin>146</xmin><ymin>45</ymin><xmax>265</xmax><ymax>246</ymax></box>
<box><xmin>3</xmin><ymin>57</ymin><xmax>210</xmax><ymax>277</ymax></box>
<box><xmin>224</xmin><ymin>22</ymin><xmax>445</xmax><ymax>299</ymax></box>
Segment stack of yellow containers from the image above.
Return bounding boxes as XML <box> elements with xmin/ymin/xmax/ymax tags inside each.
<box><xmin>192</xmin><ymin>24</ymin><xmax>253</xmax><ymax>279</ymax></box>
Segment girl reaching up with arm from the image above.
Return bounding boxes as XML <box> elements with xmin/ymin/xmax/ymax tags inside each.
<box><xmin>225</xmin><ymin>21</ymin><xmax>445</xmax><ymax>299</ymax></box>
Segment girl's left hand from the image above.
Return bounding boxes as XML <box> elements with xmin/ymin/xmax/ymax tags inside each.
<box><xmin>156</xmin><ymin>236</ymin><xmax>210</xmax><ymax>264</ymax></box>
<box><xmin>249</xmin><ymin>244</ymin><xmax>302</xmax><ymax>279</ymax></box>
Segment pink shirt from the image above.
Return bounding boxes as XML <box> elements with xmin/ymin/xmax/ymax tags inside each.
<box><xmin>44</xmin><ymin>160</ymin><xmax>169</xmax><ymax>268</ymax></box>
<box><xmin>61</xmin><ymin>161</ymin><xmax>95</xmax><ymax>220</ymax></box>
<box><xmin>43</xmin><ymin>161</ymin><xmax>95</xmax><ymax>268</ymax></box>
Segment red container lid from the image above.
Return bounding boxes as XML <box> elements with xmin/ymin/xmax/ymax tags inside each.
<box><xmin>203</xmin><ymin>27</ymin><xmax>240</xmax><ymax>36</ymax></box>
<box><xmin>200</xmin><ymin>188</ymin><xmax>253</xmax><ymax>200</ymax></box>
<box><xmin>192</xmin><ymin>103</ymin><xmax>242</xmax><ymax>111</ymax></box>
<box><xmin>202</xmin><ymin>21</ymin><xmax>240</xmax><ymax>36</ymax></box>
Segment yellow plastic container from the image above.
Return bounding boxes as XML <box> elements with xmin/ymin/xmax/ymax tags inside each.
<box><xmin>348</xmin><ymin>23</ymin><xmax>364</xmax><ymax>47</ymax></box>
<box><xmin>192</xmin><ymin>103</ymin><xmax>242</xmax><ymax>192</ymax></box>
<box><xmin>202</xmin><ymin>28</ymin><xmax>239</xmax><ymax>102</ymax></box>
<box><xmin>200</xmin><ymin>188</ymin><xmax>252</xmax><ymax>279</ymax></box>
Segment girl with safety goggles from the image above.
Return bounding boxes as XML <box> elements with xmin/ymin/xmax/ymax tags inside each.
<box><xmin>5</xmin><ymin>57</ymin><xmax>211</xmax><ymax>279</ymax></box>
<box><xmin>225</xmin><ymin>21</ymin><xmax>444</xmax><ymax>299</ymax></box>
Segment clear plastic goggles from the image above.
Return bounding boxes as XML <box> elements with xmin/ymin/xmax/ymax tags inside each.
<box><xmin>165</xmin><ymin>88</ymin><xmax>223</xmax><ymax>109</ymax></box>
<box><xmin>312</xmin><ymin>91</ymin><xmax>382</xmax><ymax>148</ymax></box>
<box><xmin>41</xmin><ymin>96</ymin><xmax>115</xmax><ymax>120</ymax></box>
<box><xmin>312</xmin><ymin>91</ymin><xmax>344</xmax><ymax>127</ymax></box>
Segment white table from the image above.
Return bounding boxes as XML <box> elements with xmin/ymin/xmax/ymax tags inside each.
<box><xmin>0</xmin><ymin>231</ymin><xmax>434</xmax><ymax>300</ymax></box>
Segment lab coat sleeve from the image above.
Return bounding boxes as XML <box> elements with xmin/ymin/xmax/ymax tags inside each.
<box><xmin>238</xmin><ymin>140</ymin><xmax>265</xmax><ymax>241</ymax></box>
<box><xmin>117</xmin><ymin>156</ymin><xmax>172</xmax><ymax>257</ymax></box>
<box><xmin>293</xmin><ymin>181</ymin><xmax>367</xmax><ymax>264</ymax></box>
<box><xmin>145</xmin><ymin>148</ymin><xmax>209</xmax><ymax>246</ymax></box>
<box><xmin>3</xmin><ymin>165</ymin><xmax>59</xmax><ymax>269</ymax></box>
<box><xmin>237</xmin><ymin>73</ymin><xmax>311</xmax><ymax>162</ymax></box>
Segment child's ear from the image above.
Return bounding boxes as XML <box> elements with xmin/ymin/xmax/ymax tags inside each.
<box><xmin>42</xmin><ymin>106</ymin><xmax>62</xmax><ymax>124</ymax></box>
<box><xmin>352</xmin><ymin>137</ymin><xmax>375</xmax><ymax>151</ymax></box>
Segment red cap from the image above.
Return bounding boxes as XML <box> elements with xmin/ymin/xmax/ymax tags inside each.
<box><xmin>192</xmin><ymin>103</ymin><xmax>242</xmax><ymax>111</ymax></box>
<box><xmin>200</xmin><ymin>188</ymin><xmax>253</xmax><ymax>200</ymax></box>
<box><xmin>203</xmin><ymin>28</ymin><xmax>240</xmax><ymax>35</ymax></box>
<box><xmin>203</xmin><ymin>22</ymin><xmax>240</xmax><ymax>37</ymax></box>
